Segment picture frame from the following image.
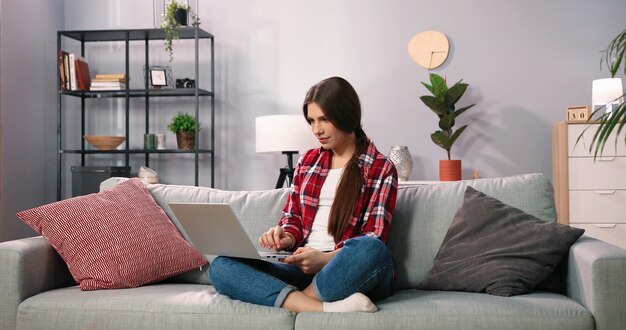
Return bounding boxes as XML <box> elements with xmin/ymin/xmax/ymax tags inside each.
<box><xmin>144</xmin><ymin>65</ymin><xmax>174</xmax><ymax>89</ymax></box>
<box><xmin>150</xmin><ymin>68</ymin><xmax>167</xmax><ymax>86</ymax></box>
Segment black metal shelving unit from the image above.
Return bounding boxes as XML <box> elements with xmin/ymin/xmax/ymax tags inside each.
<box><xmin>56</xmin><ymin>27</ymin><xmax>215</xmax><ymax>200</ymax></box>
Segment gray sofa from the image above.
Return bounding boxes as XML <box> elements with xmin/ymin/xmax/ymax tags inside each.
<box><xmin>1</xmin><ymin>173</ymin><xmax>625</xmax><ymax>330</ymax></box>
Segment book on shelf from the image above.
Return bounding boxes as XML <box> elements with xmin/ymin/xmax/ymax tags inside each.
<box><xmin>62</xmin><ymin>52</ymin><xmax>71</xmax><ymax>90</ymax></box>
<box><xmin>94</xmin><ymin>73</ymin><xmax>127</xmax><ymax>81</ymax></box>
<box><xmin>91</xmin><ymin>81</ymin><xmax>126</xmax><ymax>87</ymax></box>
<box><xmin>92</xmin><ymin>77</ymin><xmax>126</xmax><ymax>83</ymax></box>
<box><xmin>89</xmin><ymin>86</ymin><xmax>126</xmax><ymax>91</ymax></box>
<box><xmin>74</xmin><ymin>57</ymin><xmax>91</xmax><ymax>91</ymax></box>
<box><xmin>58</xmin><ymin>50</ymin><xmax>68</xmax><ymax>90</ymax></box>
<box><xmin>68</xmin><ymin>53</ymin><xmax>78</xmax><ymax>91</ymax></box>
<box><xmin>90</xmin><ymin>81</ymin><xmax>126</xmax><ymax>91</ymax></box>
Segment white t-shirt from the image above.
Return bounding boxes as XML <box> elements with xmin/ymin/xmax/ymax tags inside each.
<box><xmin>305</xmin><ymin>167</ymin><xmax>343</xmax><ymax>251</ymax></box>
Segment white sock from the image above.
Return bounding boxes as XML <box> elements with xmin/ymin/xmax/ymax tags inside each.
<box><xmin>322</xmin><ymin>292</ymin><xmax>377</xmax><ymax>313</ymax></box>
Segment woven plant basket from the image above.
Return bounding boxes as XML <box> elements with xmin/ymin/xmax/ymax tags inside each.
<box><xmin>176</xmin><ymin>132</ymin><xmax>196</xmax><ymax>150</ymax></box>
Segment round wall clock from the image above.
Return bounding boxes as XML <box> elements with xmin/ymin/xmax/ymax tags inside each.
<box><xmin>407</xmin><ymin>31</ymin><xmax>450</xmax><ymax>69</ymax></box>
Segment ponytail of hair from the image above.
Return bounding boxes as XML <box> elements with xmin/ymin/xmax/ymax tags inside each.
<box><xmin>328</xmin><ymin>126</ymin><xmax>369</xmax><ymax>243</ymax></box>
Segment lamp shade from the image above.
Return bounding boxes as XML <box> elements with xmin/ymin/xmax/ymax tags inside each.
<box><xmin>592</xmin><ymin>78</ymin><xmax>624</xmax><ymax>106</ymax></box>
<box><xmin>255</xmin><ymin>115</ymin><xmax>319</xmax><ymax>153</ymax></box>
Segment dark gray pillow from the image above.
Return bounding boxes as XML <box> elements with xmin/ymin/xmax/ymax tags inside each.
<box><xmin>419</xmin><ymin>186</ymin><xmax>584</xmax><ymax>297</ymax></box>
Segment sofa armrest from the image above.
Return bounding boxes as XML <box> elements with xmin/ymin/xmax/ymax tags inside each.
<box><xmin>0</xmin><ymin>237</ymin><xmax>74</xmax><ymax>330</ymax></box>
<box><xmin>567</xmin><ymin>236</ymin><xmax>626</xmax><ymax>330</ymax></box>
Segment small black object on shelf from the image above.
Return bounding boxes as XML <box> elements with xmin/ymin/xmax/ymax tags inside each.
<box><xmin>176</xmin><ymin>78</ymin><xmax>196</xmax><ymax>88</ymax></box>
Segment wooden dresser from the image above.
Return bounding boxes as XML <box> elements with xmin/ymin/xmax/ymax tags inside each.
<box><xmin>552</xmin><ymin>121</ymin><xmax>626</xmax><ymax>249</ymax></box>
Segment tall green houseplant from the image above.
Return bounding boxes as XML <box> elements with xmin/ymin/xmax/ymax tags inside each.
<box><xmin>420</xmin><ymin>73</ymin><xmax>476</xmax><ymax>160</ymax></box>
<box><xmin>586</xmin><ymin>28</ymin><xmax>626</xmax><ymax>158</ymax></box>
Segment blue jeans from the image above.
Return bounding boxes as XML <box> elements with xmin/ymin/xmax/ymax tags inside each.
<box><xmin>209</xmin><ymin>236</ymin><xmax>394</xmax><ymax>307</ymax></box>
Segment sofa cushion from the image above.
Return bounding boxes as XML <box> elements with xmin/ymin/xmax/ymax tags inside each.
<box><xmin>388</xmin><ymin>173</ymin><xmax>558</xmax><ymax>290</ymax></box>
<box><xmin>294</xmin><ymin>289</ymin><xmax>593</xmax><ymax>330</ymax></box>
<box><xmin>16</xmin><ymin>178</ymin><xmax>207</xmax><ymax>290</ymax></box>
<box><xmin>418</xmin><ymin>186</ymin><xmax>584</xmax><ymax>296</ymax></box>
<box><xmin>100</xmin><ymin>178</ymin><xmax>290</xmax><ymax>285</ymax></box>
<box><xmin>16</xmin><ymin>284</ymin><xmax>294</xmax><ymax>330</ymax></box>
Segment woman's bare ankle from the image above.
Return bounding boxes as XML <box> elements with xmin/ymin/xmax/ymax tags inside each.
<box><xmin>282</xmin><ymin>291</ymin><xmax>323</xmax><ymax>313</ymax></box>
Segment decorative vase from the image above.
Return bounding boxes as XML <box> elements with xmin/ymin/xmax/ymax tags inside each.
<box><xmin>175</xmin><ymin>8</ymin><xmax>188</xmax><ymax>26</ymax></box>
<box><xmin>439</xmin><ymin>159</ymin><xmax>462</xmax><ymax>181</ymax></box>
<box><xmin>176</xmin><ymin>131</ymin><xmax>195</xmax><ymax>150</ymax></box>
<box><xmin>389</xmin><ymin>146</ymin><xmax>413</xmax><ymax>181</ymax></box>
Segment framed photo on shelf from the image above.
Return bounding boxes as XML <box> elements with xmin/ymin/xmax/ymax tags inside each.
<box><xmin>144</xmin><ymin>65</ymin><xmax>174</xmax><ymax>89</ymax></box>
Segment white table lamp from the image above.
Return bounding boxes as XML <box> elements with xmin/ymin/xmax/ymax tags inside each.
<box><xmin>592</xmin><ymin>78</ymin><xmax>624</xmax><ymax>115</ymax></box>
<box><xmin>256</xmin><ymin>115</ymin><xmax>318</xmax><ymax>188</ymax></box>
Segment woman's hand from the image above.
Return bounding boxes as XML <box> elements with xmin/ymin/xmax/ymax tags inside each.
<box><xmin>284</xmin><ymin>247</ymin><xmax>338</xmax><ymax>274</ymax></box>
<box><xmin>259</xmin><ymin>226</ymin><xmax>294</xmax><ymax>251</ymax></box>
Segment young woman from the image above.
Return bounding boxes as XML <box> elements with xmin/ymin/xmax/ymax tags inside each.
<box><xmin>210</xmin><ymin>76</ymin><xmax>398</xmax><ymax>313</ymax></box>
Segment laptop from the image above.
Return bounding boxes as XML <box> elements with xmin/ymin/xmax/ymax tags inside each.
<box><xmin>168</xmin><ymin>203</ymin><xmax>292</xmax><ymax>262</ymax></box>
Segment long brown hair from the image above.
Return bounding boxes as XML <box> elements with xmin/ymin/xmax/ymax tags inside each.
<box><xmin>302</xmin><ymin>77</ymin><xmax>370</xmax><ymax>243</ymax></box>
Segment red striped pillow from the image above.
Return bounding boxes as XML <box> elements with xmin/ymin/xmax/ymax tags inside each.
<box><xmin>17</xmin><ymin>178</ymin><xmax>207</xmax><ymax>290</ymax></box>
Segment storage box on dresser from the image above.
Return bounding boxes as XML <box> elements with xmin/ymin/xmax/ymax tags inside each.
<box><xmin>552</xmin><ymin>121</ymin><xmax>626</xmax><ymax>249</ymax></box>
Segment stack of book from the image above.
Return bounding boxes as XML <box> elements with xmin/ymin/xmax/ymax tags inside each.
<box><xmin>90</xmin><ymin>74</ymin><xmax>127</xmax><ymax>91</ymax></box>
<box><xmin>58</xmin><ymin>51</ymin><xmax>91</xmax><ymax>91</ymax></box>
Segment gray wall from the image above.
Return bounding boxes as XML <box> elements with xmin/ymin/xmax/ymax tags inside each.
<box><xmin>0</xmin><ymin>0</ymin><xmax>64</xmax><ymax>241</ymax></box>
<box><xmin>63</xmin><ymin>0</ymin><xmax>626</xmax><ymax>191</ymax></box>
<box><xmin>1</xmin><ymin>0</ymin><xmax>625</xmax><ymax>240</ymax></box>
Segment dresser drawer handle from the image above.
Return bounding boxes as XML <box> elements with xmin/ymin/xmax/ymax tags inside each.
<box><xmin>594</xmin><ymin>224</ymin><xmax>617</xmax><ymax>228</ymax></box>
<box><xmin>594</xmin><ymin>190</ymin><xmax>617</xmax><ymax>195</ymax></box>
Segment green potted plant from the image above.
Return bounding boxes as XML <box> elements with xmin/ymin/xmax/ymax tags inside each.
<box><xmin>582</xmin><ymin>28</ymin><xmax>626</xmax><ymax>158</ymax></box>
<box><xmin>420</xmin><ymin>73</ymin><xmax>476</xmax><ymax>181</ymax></box>
<box><xmin>168</xmin><ymin>112</ymin><xmax>201</xmax><ymax>150</ymax></box>
<box><xmin>161</xmin><ymin>0</ymin><xmax>201</xmax><ymax>62</ymax></box>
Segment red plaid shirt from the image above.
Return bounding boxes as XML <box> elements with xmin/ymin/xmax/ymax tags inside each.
<box><xmin>279</xmin><ymin>141</ymin><xmax>398</xmax><ymax>250</ymax></box>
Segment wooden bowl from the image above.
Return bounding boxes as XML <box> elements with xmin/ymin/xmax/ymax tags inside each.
<box><xmin>83</xmin><ymin>135</ymin><xmax>126</xmax><ymax>150</ymax></box>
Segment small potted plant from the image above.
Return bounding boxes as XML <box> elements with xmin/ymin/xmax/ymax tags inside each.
<box><xmin>161</xmin><ymin>0</ymin><xmax>201</xmax><ymax>62</ymax></box>
<box><xmin>420</xmin><ymin>73</ymin><xmax>476</xmax><ymax>181</ymax></box>
<box><xmin>168</xmin><ymin>112</ymin><xmax>201</xmax><ymax>150</ymax></box>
